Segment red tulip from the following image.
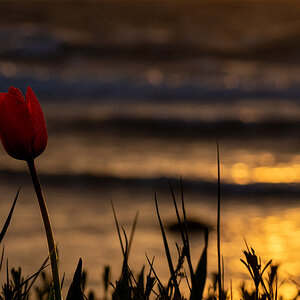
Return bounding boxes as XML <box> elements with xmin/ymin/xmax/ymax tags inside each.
<box><xmin>0</xmin><ymin>86</ymin><xmax>47</xmax><ymax>160</ymax></box>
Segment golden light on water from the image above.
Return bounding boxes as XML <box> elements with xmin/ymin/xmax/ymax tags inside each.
<box><xmin>231</xmin><ymin>163</ymin><xmax>250</xmax><ymax>185</ymax></box>
<box><xmin>1</xmin><ymin>144</ymin><xmax>300</xmax><ymax>185</ymax></box>
<box><xmin>221</xmin><ymin>207</ymin><xmax>300</xmax><ymax>300</ymax></box>
<box><xmin>253</xmin><ymin>164</ymin><xmax>300</xmax><ymax>183</ymax></box>
<box><xmin>231</xmin><ymin>163</ymin><xmax>300</xmax><ymax>184</ymax></box>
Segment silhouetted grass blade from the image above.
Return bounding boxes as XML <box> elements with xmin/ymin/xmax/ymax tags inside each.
<box><xmin>66</xmin><ymin>258</ymin><xmax>85</xmax><ymax>300</ymax></box>
<box><xmin>0</xmin><ymin>246</ymin><xmax>4</xmax><ymax>272</ymax></box>
<box><xmin>168</xmin><ymin>182</ymin><xmax>185</xmax><ymax>241</ymax></box>
<box><xmin>262</xmin><ymin>260</ymin><xmax>273</xmax><ymax>276</ymax></box>
<box><xmin>1</xmin><ymin>258</ymin><xmax>48</xmax><ymax>300</ymax></box>
<box><xmin>217</xmin><ymin>140</ymin><xmax>222</xmax><ymax>300</ymax></box>
<box><xmin>61</xmin><ymin>273</ymin><xmax>65</xmax><ymax>290</ymax></box>
<box><xmin>6</xmin><ymin>259</ymin><xmax>9</xmax><ymax>289</ymax></box>
<box><xmin>145</xmin><ymin>254</ymin><xmax>167</xmax><ymax>297</ymax></box>
<box><xmin>111</xmin><ymin>210</ymin><xmax>141</xmax><ymax>300</ymax></box>
<box><xmin>137</xmin><ymin>266</ymin><xmax>144</xmax><ymax>294</ymax></box>
<box><xmin>240</xmin><ymin>259</ymin><xmax>255</xmax><ymax>281</ymax></box>
<box><xmin>102</xmin><ymin>265</ymin><xmax>111</xmax><ymax>299</ymax></box>
<box><xmin>111</xmin><ymin>201</ymin><xmax>133</xmax><ymax>299</ymax></box>
<box><xmin>155</xmin><ymin>194</ymin><xmax>180</xmax><ymax>297</ymax></box>
<box><xmin>23</xmin><ymin>257</ymin><xmax>50</xmax><ymax>299</ymax></box>
<box><xmin>111</xmin><ymin>201</ymin><xmax>125</xmax><ymax>257</ymax></box>
<box><xmin>126</xmin><ymin>266</ymin><xmax>144</xmax><ymax>299</ymax></box>
<box><xmin>0</xmin><ymin>188</ymin><xmax>20</xmax><ymax>245</ymax></box>
<box><xmin>180</xmin><ymin>179</ymin><xmax>193</xmax><ymax>275</ymax></box>
<box><xmin>178</xmin><ymin>179</ymin><xmax>196</xmax><ymax>293</ymax></box>
<box><xmin>48</xmin><ymin>284</ymin><xmax>55</xmax><ymax>300</ymax></box>
<box><xmin>145</xmin><ymin>264</ymin><xmax>156</xmax><ymax>299</ymax></box>
<box><xmin>190</xmin><ymin>228</ymin><xmax>209</xmax><ymax>300</ymax></box>
<box><xmin>128</xmin><ymin>212</ymin><xmax>138</xmax><ymax>257</ymax></box>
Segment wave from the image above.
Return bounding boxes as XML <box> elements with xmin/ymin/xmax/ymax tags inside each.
<box><xmin>2</xmin><ymin>1</ymin><xmax>300</xmax><ymax>104</ymax></box>
<box><xmin>46</xmin><ymin>116</ymin><xmax>300</xmax><ymax>140</ymax></box>
<box><xmin>1</xmin><ymin>169</ymin><xmax>299</xmax><ymax>200</ymax></box>
<box><xmin>3</xmin><ymin>74</ymin><xmax>300</xmax><ymax>102</ymax></box>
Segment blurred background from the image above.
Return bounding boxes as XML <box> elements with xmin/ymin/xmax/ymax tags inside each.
<box><xmin>0</xmin><ymin>0</ymin><xmax>299</xmax><ymax>298</ymax></box>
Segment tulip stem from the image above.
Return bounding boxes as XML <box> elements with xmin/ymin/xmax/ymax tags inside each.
<box><xmin>27</xmin><ymin>159</ymin><xmax>61</xmax><ymax>300</ymax></box>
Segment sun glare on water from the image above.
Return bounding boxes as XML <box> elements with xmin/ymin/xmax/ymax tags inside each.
<box><xmin>230</xmin><ymin>162</ymin><xmax>300</xmax><ymax>184</ymax></box>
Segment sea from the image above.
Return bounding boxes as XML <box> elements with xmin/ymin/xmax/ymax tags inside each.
<box><xmin>0</xmin><ymin>1</ymin><xmax>299</xmax><ymax>298</ymax></box>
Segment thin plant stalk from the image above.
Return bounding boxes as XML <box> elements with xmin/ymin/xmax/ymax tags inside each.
<box><xmin>217</xmin><ymin>141</ymin><xmax>222</xmax><ymax>300</ymax></box>
<box><xmin>27</xmin><ymin>159</ymin><xmax>61</xmax><ymax>300</ymax></box>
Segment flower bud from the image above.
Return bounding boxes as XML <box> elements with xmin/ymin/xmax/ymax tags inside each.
<box><xmin>0</xmin><ymin>86</ymin><xmax>48</xmax><ymax>160</ymax></box>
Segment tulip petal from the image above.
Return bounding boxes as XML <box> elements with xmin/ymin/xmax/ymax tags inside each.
<box><xmin>8</xmin><ymin>86</ymin><xmax>25</xmax><ymax>103</ymax></box>
<box><xmin>0</xmin><ymin>93</ymin><xmax>34</xmax><ymax>159</ymax></box>
<box><xmin>0</xmin><ymin>87</ymin><xmax>47</xmax><ymax>160</ymax></box>
<box><xmin>26</xmin><ymin>87</ymin><xmax>48</xmax><ymax>158</ymax></box>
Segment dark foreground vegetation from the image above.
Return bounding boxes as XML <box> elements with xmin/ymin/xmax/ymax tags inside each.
<box><xmin>0</xmin><ymin>179</ymin><xmax>299</xmax><ymax>300</ymax></box>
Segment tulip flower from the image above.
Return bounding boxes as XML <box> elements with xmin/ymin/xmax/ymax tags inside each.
<box><xmin>0</xmin><ymin>86</ymin><xmax>47</xmax><ymax>160</ymax></box>
<box><xmin>0</xmin><ymin>87</ymin><xmax>61</xmax><ymax>300</ymax></box>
